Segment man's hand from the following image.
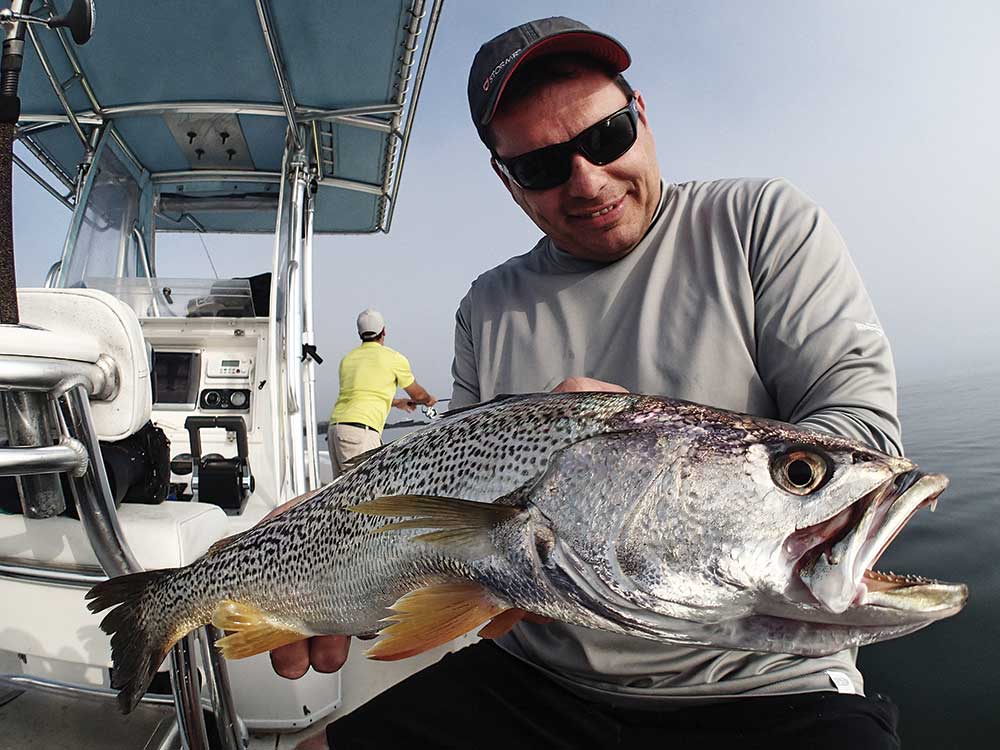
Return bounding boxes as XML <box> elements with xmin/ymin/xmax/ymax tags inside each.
<box><xmin>403</xmin><ymin>382</ymin><xmax>437</xmax><ymax>408</ymax></box>
<box><xmin>262</xmin><ymin>387</ymin><xmax>565</xmax><ymax>679</ymax></box>
<box><xmin>551</xmin><ymin>376</ymin><xmax>629</xmax><ymax>394</ymax></box>
<box><xmin>270</xmin><ymin>634</ymin><xmax>351</xmax><ymax>678</ymax></box>
<box><xmin>392</xmin><ymin>397</ymin><xmax>417</xmax><ymax>412</ymax></box>
<box><xmin>261</xmin><ymin>490</ymin><xmax>353</xmax><ymax>679</ymax></box>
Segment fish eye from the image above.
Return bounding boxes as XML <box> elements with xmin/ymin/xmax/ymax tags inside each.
<box><xmin>772</xmin><ymin>449</ymin><xmax>830</xmax><ymax>496</ymax></box>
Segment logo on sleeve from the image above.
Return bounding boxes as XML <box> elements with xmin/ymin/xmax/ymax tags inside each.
<box><xmin>854</xmin><ymin>321</ymin><xmax>885</xmax><ymax>337</ymax></box>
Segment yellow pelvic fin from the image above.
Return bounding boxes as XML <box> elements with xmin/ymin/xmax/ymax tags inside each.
<box><xmin>365</xmin><ymin>582</ymin><xmax>509</xmax><ymax>661</ymax></box>
<box><xmin>212</xmin><ymin>600</ymin><xmax>311</xmax><ymax>660</ymax></box>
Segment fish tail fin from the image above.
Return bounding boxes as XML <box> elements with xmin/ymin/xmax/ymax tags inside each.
<box><xmin>86</xmin><ymin>569</ymin><xmax>197</xmax><ymax>714</ymax></box>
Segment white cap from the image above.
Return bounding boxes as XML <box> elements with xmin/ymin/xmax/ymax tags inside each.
<box><xmin>356</xmin><ymin>308</ymin><xmax>385</xmax><ymax>338</ymax></box>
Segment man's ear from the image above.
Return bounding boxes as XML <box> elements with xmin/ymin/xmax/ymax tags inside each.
<box><xmin>634</xmin><ymin>89</ymin><xmax>650</xmax><ymax>127</ymax></box>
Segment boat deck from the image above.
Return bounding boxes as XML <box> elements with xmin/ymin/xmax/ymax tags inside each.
<box><xmin>0</xmin><ymin>637</ymin><xmax>474</xmax><ymax>750</ymax></box>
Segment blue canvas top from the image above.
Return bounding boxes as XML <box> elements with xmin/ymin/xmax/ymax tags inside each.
<box><xmin>16</xmin><ymin>0</ymin><xmax>439</xmax><ymax>234</ymax></box>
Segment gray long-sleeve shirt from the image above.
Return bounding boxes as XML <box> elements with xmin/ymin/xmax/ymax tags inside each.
<box><xmin>449</xmin><ymin>177</ymin><xmax>901</xmax><ymax>705</ymax></box>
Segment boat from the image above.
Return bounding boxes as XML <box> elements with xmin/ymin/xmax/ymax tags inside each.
<box><xmin>0</xmin><ymin>1</ymin><xmax>445</xmax><ymax>747</ymax></box>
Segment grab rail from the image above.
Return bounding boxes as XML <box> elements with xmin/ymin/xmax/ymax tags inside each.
<box><xmin>0</xmin><ymin>438</ymin><xmax>88</xmax><ymax>477</ymax></box>
<box><xmin>0</xmin><ymin>347</ymin><xmax>242</xmax><ymax>750</ymax></box>
<box><xmin>0</xmin><ymin>557</ymin><xmax>106</xmax><ymax>586</ymax></box>
<box><xmin>0</xmin><ymin>353</ymin><xmax>115</xmax><ymax>398</ymax></box>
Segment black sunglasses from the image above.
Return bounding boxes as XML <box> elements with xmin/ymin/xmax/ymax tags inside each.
<box><xmin>493</xmin><ymin>97</ymin><xmax>639</xmax><ymax>191</ymax></box>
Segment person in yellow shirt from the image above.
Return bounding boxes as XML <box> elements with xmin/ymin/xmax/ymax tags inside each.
<box><xmin>327</xmin><ymin>308</ymin><xmax>437</xmax><ymax>477</ymax></box>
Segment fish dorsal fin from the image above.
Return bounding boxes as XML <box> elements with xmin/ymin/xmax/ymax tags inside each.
<box><xmin>366</xmin><ymin>582</ymin><xmax>508</xmax><ymax>661</ymax></box>
<box><xmin>342</xmin><ymin>443</ymin><xmax>389</xmax><ymax>470</ymax></box>
<box><xmin>349</xmin><ymin>494</ymin><xmax>523</xmax><ymax>558</ymax></box>
<box><xmin>439</xmin><ymin>393</ymin><xmax>543</xmax><ymax>420</ymax></box>
<box><xmin>212</xmin><ymin>600</ymin><xmax>311</xmax><ymax>659</ymax></box>
<box><xmin>205</xmin><ymin>529</ymin><xmax>254</xmax><ymax>558</ymax></box>
<box><xmin>206</xmin><ymin>485</ymin><xmax>329</xmax><ymax>557</ymax></box>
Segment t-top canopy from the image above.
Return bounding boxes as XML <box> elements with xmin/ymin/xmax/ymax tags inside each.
<box><xmin>16</xmin><ymin>0</ymin><xmax>442</xmax><ymax>234</ymax></box>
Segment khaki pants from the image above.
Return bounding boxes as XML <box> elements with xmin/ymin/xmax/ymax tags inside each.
<box><xmin>328</xmin><ymin>423</ymin><xmax>382</xmax><ymax>478</ymax></box>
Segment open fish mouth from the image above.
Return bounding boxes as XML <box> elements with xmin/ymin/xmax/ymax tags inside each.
<box><xmin>791</xmin><ymin>469</ymin><xmax>967</xmax><ymax>618</ymax></box>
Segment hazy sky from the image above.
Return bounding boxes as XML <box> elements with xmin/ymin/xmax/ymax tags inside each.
<box><xmin>12</xmin><ymin>1</ymin><xmax>1000</xmax><ymax>414</ymax></box>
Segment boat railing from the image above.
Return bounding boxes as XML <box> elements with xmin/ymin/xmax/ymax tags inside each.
<box><xmin>0</xmin><ymin>346</ymin><xmax>244</xmax><ymax>750</ymax></box>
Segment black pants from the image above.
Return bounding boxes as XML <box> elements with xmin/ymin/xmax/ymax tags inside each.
<box><xmin>328</xmin><ymin>641</ymin><xmax>900</xmax><ymax>749</ymax></box>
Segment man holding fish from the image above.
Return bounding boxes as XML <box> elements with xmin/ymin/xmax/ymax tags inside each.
<box><xmin>296</xmin><ymin>16</ymin><xmax>908</xmax><ymax>749</ymax></box>
<box><xmin>85</xmin><ymin>13</ymin><xmax>965</xmax><ymax>746</ymax></box>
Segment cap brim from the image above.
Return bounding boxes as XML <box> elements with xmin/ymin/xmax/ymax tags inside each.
<box><xmin>480</xmin><ymin>31</ymin><xmax>631</xmax><ymax>127</ymax></box>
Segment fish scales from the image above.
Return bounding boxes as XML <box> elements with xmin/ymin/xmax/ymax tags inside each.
<box><xmin>85</xmin><ymin>392</ymin><xmax>967</xmax><ymax>713</ymax></box>
<box><xmin>188</xmin><ymin>395</ymin><xmax>628</xmax><ymax>623</ymax></box>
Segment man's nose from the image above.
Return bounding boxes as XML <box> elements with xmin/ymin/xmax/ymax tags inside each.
<box><xmin>564</xmin><ymin>153</ymin><xmax>606</xmax><ymax>198</ymax></box>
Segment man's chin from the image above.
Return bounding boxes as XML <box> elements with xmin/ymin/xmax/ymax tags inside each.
<box><xmin>564</xmin><ymin>230</ymin><xmax>642</xmax><ymax>263</ymax></box>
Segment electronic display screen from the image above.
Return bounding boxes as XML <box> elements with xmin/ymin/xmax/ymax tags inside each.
<box><xmin>152</xmin><ymin>351</ymin><xmax>201</xmax><ymax>405</ymax></box>
<box><xmin>221</xmin><ymin>360</ymin><xmax>239</xmax><ymax>367</ymax></box>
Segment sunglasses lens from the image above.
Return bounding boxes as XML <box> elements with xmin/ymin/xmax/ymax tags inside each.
<box><xmin>508</xmin><ymin>146</ymin><xmax>572</xmax><ymax>191</ymax></box>
<box><xmin>579</xmin><ymin>110</ymin><xmax>637</xmax><ymax>165</ymax></box>
<box><xmin>503</xmin><ymin>101</ymin><xmax>639</xmax><ymax>190</ymax></box>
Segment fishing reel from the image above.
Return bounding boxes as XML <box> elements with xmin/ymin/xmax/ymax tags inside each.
<box><xmin>0</xmin><ymin>0</ymin><xmax>95</xmax><ymax>44</ymax></box>
<box><xmin>421</xmin><ymin>398</ymin><xmax>449</xmax><ymax>420</ymax></box>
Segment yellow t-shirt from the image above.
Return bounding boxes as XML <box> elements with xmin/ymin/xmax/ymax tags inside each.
<box><xmin>330</xmin><ymin>342</ymin><xmax>415</xmax><ymax>432</ymax></box>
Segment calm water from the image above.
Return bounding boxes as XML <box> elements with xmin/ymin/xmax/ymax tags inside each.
<box><xmin>371</xmin><ymin>369</ymin><xmax>1000</xmax><ymax>746</ymax></box>
<box><xmin>858</xmin><ymin>369</ymin><xmax>1000</xmax><ymax>748</ymax></box>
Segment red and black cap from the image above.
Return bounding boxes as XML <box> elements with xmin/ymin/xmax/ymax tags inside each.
<box><xmin>467</xmin><ymin>17</ymin><xmax>631</xmax><ymax>143</ymax></box>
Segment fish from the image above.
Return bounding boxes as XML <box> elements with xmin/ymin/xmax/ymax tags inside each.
<box><xmin>86</xmin><ymin>392</ymin><xmax>967</xmax><ymax>713</ymax></box>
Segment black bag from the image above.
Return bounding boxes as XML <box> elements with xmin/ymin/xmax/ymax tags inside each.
<box><xmin>0</xmin><ymin>421</ymin><xmax>170</xmax><ymax>516</ymax></box>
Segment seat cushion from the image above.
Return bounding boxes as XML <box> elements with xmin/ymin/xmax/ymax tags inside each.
<box><xmin>0</xmin><ymin>501</ymin><xmax>229</xmax><ymax>669</ymax></box>
<box><xmin>0</xmin><ymin>500</ymin><xmax>227</xmax><ymax>569</ymax></box>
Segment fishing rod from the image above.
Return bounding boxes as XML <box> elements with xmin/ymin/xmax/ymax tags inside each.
<box><xmin>384</xmin><ymin>399</ymin><xmax>451</xmax><ymax>429</ymax></box>
<box><xmin>0</xmin><ymin>0</ymin><xmax>94</xmax><ymax>323</ymax></box>
<box><xmin>315</xmin><ymin>400</ymin><xmax>451</xmax><ymax>434</ymax></box>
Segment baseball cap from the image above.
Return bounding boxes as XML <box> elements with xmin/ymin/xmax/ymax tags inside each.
<box><xmin>356</xmin><ymin>308</ymin><xmax>385</xmax><ymax>338</ymax></box>
<box><xmin>468</xmin><ymin>16</ymin><xmax>631</xmax><ymax>143</ymax></box>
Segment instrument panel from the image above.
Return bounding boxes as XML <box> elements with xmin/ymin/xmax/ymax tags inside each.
<box><xmin>152</xmin><ymin>349</ymin><xmax>254</xmax><ymax>414</ymax></box>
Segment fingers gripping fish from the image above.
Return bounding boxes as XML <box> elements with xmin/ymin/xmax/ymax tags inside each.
<box><xmin>85</xmin><ymin>392</ymin><xmax>967</xmax><ymax>713</ymax></box>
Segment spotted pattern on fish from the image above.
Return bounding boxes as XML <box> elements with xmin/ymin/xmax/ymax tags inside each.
<box><xmin>101</xmin><ymin>393</ymin><xmax>881</xmax><ymax>637</ymax></box>
<box><xmin>86</xmin><ymin>391</ymin><xmax>966</xmax><ymax>714</ymax></box>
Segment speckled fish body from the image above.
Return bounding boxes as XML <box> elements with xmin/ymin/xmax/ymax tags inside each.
<box><xmin>87</xmin><ymin>392</ymin><xmax>967</xmax><ymax>712</ymax></box>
